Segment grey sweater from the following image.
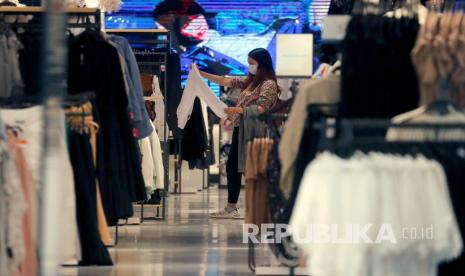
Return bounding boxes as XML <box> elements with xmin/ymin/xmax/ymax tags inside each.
<box><xmin>237</xmin><ymin>105</ymin><xmax>267</xmax><ymax>173</ymax></box>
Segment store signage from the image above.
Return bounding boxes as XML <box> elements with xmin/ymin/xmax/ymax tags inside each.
<box><xmin>276</xmin><ymin>34</ymin><xmax>313</xmax><ymax>77</ymax></box>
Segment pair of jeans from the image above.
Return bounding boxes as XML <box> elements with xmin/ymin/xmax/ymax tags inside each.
<box><xmin>227</xmin><ymin>127</ymin><xmax>241</xmax><ymax>204</ymax></box>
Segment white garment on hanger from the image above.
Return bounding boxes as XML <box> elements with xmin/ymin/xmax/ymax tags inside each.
<box><xmin>139</xmin><ymin>138</ymin><xmax>155</xmax><ymax>191</ymax></box>
<box><xmin>139</xmin><ymin>122</ymin><xmax>165</xmax><ymax>192</ymax></box>
<box><xmin>150</xmin><ymin>121</ymin><xmax>165</xmax><ymax>190</ymax></box>
<box><xmin>1</xmin><ymin>143</ymin><xmax>26</xmax><ymax>274</ymax></box>
<box><xmin>152</xmin><ymin>75</ymin><xmax>167</xmax><ymax>142</ymax></box>
<box><xmin>177</xmin><ymin>64</ymin><xmax>227</xmax><ymax>129</ymax></box>
<box><xmin>290</xmin><ymin>152</ymin><xmax>462</xmax><ymax>276</ymax></box>
<box><xmin>0</xmin><ymin>106</ymin><xmax>82</xmax><ymax>264</ymax></box>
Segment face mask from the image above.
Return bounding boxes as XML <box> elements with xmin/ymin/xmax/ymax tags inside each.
<box><xmin>248</xmin><ymin>64</ymin><xmax>258</xmax><ymax>75</ymax></box>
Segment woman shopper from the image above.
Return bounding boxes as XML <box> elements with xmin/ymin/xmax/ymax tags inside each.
<box><xmin>199</xmin><ymin>48</ymin><xmax>280</xmax><ymax>219</ymax></box>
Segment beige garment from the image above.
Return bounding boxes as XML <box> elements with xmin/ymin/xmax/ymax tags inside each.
<box><xmin>245</xmin><ymin>139</ymin><xmax>273</xmax><ymax>227</ymax></box>
<box><xmin>90</xmin><ymin>125</ymin><xmax>113</xmax><ymax>246</ymax></box>
<box><xmin>386</xmin><ymin>106</ymin><xmax>465</xmax><ymax>141</ymax></box>
<box><xmin>279</xmin><ymin>74</ymin><xmax>340</xmax><ymax>198</ymax></box>
<box><xmin>453</xmin><ymin>13</ymin><xmax>465</xmax><ymax>107</ymax></box>
<box><xmin>433</xmin><ymin>12</ymin><xmax>453</xmax><ymax>79</ymax></box>
<box><xmin>412</xmin><ymin>12</ymin><xmax>441</xmax><ymax>106</ymax></box>
<box><xmin>449</xmin><ymin>13</ymin><xmax>465</xmax><ymax>90</ymax></box>
<box><xmin>66</xmin><ymin>103</ymin><xmax>113</xmax><ymax>246</ymax></box>
<box><xmin>7</xmin><ymin>129</ymin><xmax>38</xmax><ymax>276</ymax></box>
<box><xmin>245</xmin><ymin>141</ymin><xmax>258</xmax><ymax>225</ymax></box>
<box><xmin>140</xmin><ymin>73</ymin><xmax>154</xmax><ymax>96</ymax></box>
<box><xmin>413</xmin><ymin>12</ymin><xmax>465</xmax><ymax>107</ymax></box>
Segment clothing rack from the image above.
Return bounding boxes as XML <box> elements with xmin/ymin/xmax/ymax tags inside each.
<box><xmin>0</xmin><ymin>6</ymin><xmax>118</xmax><ymax>255</ymax></box>
<box><xmin>104</xmin><ymin>28</ymin><xmax>171</xmax><ymax>221</ymax></box>
<box><xmin>0</xmin><ymin>3</ymin><xmax>107</xmax><ymax>274</ymax></box>
<box><xmin>247</xmin><ymin>112</ymin><xmax>309</xmax><ymax>276</ymax></box>
<box><xmin>0</xmin><ymin>6</ymin><xmax>101</xmax><ymax>29</ymax></box>
<box><xmin>247</xmin><ymin>103</ymin><xmax>341</xmax><ymax>275</ymax></box>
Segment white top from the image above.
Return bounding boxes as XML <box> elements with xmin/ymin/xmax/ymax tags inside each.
<box><xmin>177</xmin><ymin>64</ymin><xmax>227</xmax><ymax>129</ymax></box>
<box><xmin>290</xmin><ymin>152</ymin><xmax>462</xmax><ymax>276</ymax></box>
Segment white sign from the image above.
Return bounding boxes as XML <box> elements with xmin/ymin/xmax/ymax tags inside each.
<box><xmin>276</xmin><ymin>34</ymin><xmax>313</xmax><ymax>77</ymax></box>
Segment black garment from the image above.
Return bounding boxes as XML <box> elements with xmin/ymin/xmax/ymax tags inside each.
<box><xmin>341</xmin><ymin>15</ymin><xmax>420</xmax><ymax>119</ymax></box>
<box><xmin>160</xmin><ymin>52</ymin><xmax>184</xmax><ymax>139</ymax></box>
<box><xmin>328</xmin><ymin>0</ymin><xmax>354</xmax><ymax>15</ymax></box>
<box><xmin>68</xmin><ymin>32</ymin><xmax>146</xmax><ymax>226</ymax></box>
<box><xmin>434</xmin><ymin>146</ymin><xmax>465</xmax><ymax>275</ymax></box>
<box><xmin>266</xmin><ymin>128</ymin><xmax>287</xmax><ymax>224</ymax></box>
<box><xmin>227</xmin><ymin>127</ymin><xmax>241</xmax><ymax>204</ymax></box>
<box><xmin>265</xmin><ymin>122</ymin><xmax>300</xmax><ymax>267</ymax></box>
<box><xmin>0</xmin><ymin>1</ymin><xmax>16</xmax><ymax>6</ymax></box>
<box><xmin>68</xmin><ymin>131</ymin><xmax>113</xmax><ymax>266</ymax></box>
<box><xmin>17</xmin><ymin>32</ymin><xmax>42</xmax><ymax>96</ymax></box>
<box><xmin>181</xmin><ymin>98</ymin><xmax>212</xmax><ymax>169</ymax></box>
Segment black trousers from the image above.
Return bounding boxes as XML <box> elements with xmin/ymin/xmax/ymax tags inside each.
<box><xmin>227</xmin><ymin>127</ymin><xmax>241</xmax><ymax>204</ymax></box>
<box><xmin>68</xmin><ymin>131</ymin><xmax>113</xmax><ymax>266</ymax></box>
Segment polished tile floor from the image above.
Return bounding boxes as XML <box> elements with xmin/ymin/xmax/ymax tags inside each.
<box><xmin>60</xmin><ymin>187</ymin><xmax>271</xmax><ymax>276</ymax></box>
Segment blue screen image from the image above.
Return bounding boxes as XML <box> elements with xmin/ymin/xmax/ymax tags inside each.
<box><xmin>106</xmin><ymin>1</ymin><xmax>331</xmax><ymax>94</ymax></box>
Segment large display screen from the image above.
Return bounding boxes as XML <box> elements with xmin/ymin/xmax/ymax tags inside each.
<box><xmin>106</xmin><ymin>0</ymin><xmax>331</xmax><ymax>92</ymax></box>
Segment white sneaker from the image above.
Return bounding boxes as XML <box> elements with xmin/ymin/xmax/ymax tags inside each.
<box><xmin>209</xmin><ymin>207</ymin><xmax>243</xmax><ymax>219</ymax></box>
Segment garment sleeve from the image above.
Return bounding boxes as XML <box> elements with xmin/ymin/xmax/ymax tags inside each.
<box><xmin>230</xmin><ymin>77</ymin><xmax>246</xmax><ymax>90</ymax></box>
<box><xmin>256</xmin><ymin>80</ymin><xmax>279</xmax><ymax>112</ymax></box>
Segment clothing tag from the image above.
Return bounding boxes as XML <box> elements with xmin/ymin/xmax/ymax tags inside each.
<box><xmin>11</xmin><ymin>122</ymin><xmax>28</xmax><ymax>145</ymax></box>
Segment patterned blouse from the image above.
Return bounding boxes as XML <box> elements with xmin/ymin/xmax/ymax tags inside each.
<box><xmin>230</xmin><ymin>78</ymin><xmax>280</xmax><ymax>126</ymax></box>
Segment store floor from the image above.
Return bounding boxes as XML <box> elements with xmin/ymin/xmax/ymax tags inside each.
<box><xmin>60</xmin><ymin>187</ymin><xmax>258</xmax><ymax>276</ymax></box>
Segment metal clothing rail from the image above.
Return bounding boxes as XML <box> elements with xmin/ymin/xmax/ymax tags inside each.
<box><xmin>0</xmin><ymin>6</ymin><xmax>99</xmax><ymax>13</ymax></box>
<box><xmin>0</xmin><ymin>6</ymin><xmax>101</xmax><ymax>29</ymax></box>
<box><xmin>104</xmin><ymin>28</ymin><xmax>171</xmax><ymax>221</ymax></box>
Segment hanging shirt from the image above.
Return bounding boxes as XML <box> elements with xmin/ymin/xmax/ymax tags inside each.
<box><xmin>109</xmin><ymin>35</ymin><xmax>154</xmax><ymax>139</ymax></box>
<box><xmin>150</xmin><ymin>121</ymin><xmax>165</xmax><ymax>190</ymax></box>
<box><xmin>0</xmin><ymin>32</ymin><xmax>24</xmax><ymax>97</ymax></box>
<box><xmin>152</xmin><ymin>75</ymin><xmax>167</xmax><ymax>142</ymax></box>
<box><xmin>290</xmin><ymin>152</ymin><xmax>462</xmax><ymax>276</ymax></box>
<box><xmin>139</xmin><ymin>122</ymin><xmax>165</xmax><ymax>193</ymax></box>
<box><xmin>177</xmin><ymin>64</ymin><xmax>227</xmax><ymax>129</ymax></box>
<box><xmin>279</xmin><ymin>73</ymin><xmax>340</xmax><ymax>198</ymax></box>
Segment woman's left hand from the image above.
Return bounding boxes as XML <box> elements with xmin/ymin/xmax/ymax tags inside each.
<box><xmin>224</xmin><ymin>107</ymin><xmax>243</xmax><ymax>115</ymax></box>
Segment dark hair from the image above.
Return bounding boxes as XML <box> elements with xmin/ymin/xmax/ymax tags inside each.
<box><xmin>242</xmin><ymin>48</ymin><xmax>280</xmax><ymax>93</ymax></box>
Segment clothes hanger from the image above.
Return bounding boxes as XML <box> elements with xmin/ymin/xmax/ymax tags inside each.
<box><xmin>425</xmin><ymin>79</ymin><xmax>465</xmax><ymax>116</ymax></box>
